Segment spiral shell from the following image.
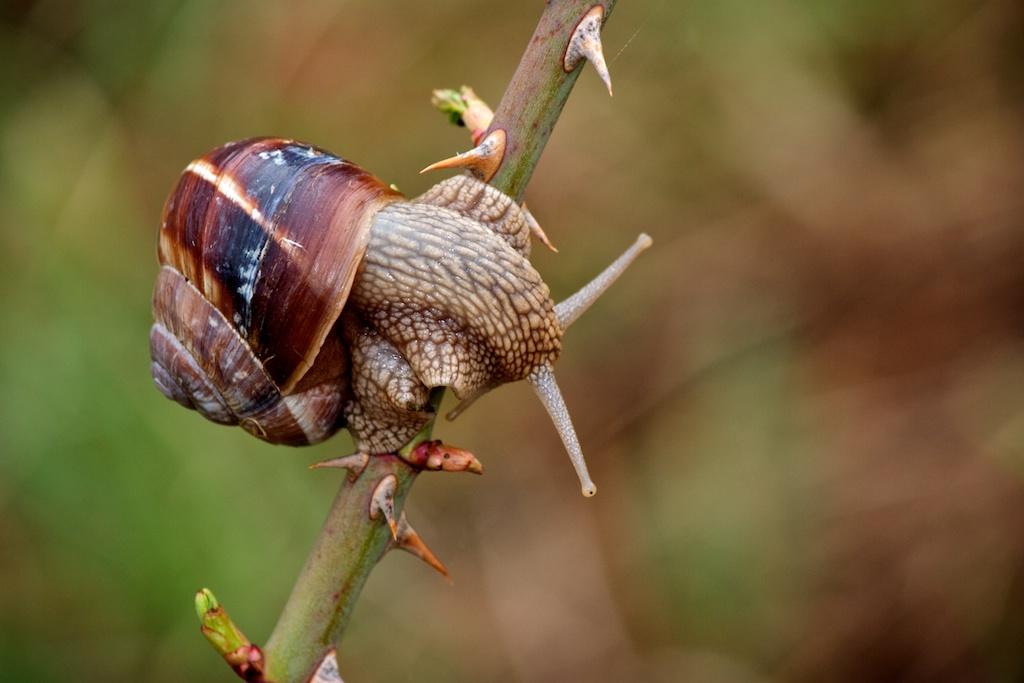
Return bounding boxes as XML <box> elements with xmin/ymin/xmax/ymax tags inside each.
<box><xmin>150</xmin><ymin>138</ymin><xmax>400</xmax><ymax>444</ymax></box>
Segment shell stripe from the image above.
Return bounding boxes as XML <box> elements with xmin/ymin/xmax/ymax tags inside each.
<box><xmin>150</xmin><ymin>266</ymin><xmax>318</xmax><ymax>444</ymax></box>
<box><xmin>191</xmin><ymin>141</ymin><xmax>338</xmax><ymax>338</ymax></box>
<box><xmin>158</xmin><ymin>138</ymin><xmax>400</xmax><ymax>394</ymax></box>
<box><xmin>185</xmin><ymin>158</ymin><xmax>270</xmax><ymax>229</ymax></box>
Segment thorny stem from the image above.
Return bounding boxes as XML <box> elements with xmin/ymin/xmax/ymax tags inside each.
<box><xmin>262</xmin><ymin>456</ymin><xmax>417</xmax><ymax>683</ymax></box>
<box><xmin>487</xmin><ymin>0</ymin><xmax>617</xmax><ymax>201</ymax></box>
<box><xmin>257</xmin><ymin>2</ymin><xmax>618</xmax><ymax>681</ymax></box>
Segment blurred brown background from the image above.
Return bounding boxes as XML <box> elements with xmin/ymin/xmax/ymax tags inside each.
<box><xmin>2</xmin><ymin>0</ymin><xmax>1024</xmax><ymax>681</ymax></box>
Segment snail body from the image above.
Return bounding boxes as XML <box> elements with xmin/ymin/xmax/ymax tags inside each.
<box><xmin>151</xmin><ymin>137</ymin><xmax>650</xmax><ymax>495</ymax></box>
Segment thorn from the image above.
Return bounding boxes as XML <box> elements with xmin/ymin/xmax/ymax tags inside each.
<box><xmin>521</xmin><ymin>204</ymin><xmax>558</xmax><ymax>253</ymax></box>
<box><xmin>309</xmin><ymin>453</ymin><xmax>370</xmax><ymax>481</ymax></box>
<box><xmin>395</xmin><ymin>511</ymin><xmax>450</xmax><ymax>580</ymax></box>
<box><xmin>420</xmin><ymin>129</ymin><xmax>506</xmax><ymax>182</ymax></box>
<box><xmin>308</xmin><ymin>648</ymin><xmax>344</xmax><ymax>683</ymax></box>
<box><xmin>564</xmin><ymin>5</ymin><xmax>613</xmax><ymax>96</ymax></box>
<box><xmin>369</xmin><ymin>474</ymin><xmax>399</xmax><ymax>540</ymax></box>
<box><xmin>405</xmin><ymin>440</ymin><xmax>484</xmax><ymax>474</ymax></box>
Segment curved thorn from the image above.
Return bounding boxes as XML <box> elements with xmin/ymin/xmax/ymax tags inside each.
<box><xmin>369</xmin><ymin>474</ymin><xmax>399</xmax><ymax>540</ymax></box>
<box><xmin>309</xmin><ymin>453</ymin><xmax>370</xmax><ymax>481</ymax></box>
<box><xmin>564</xmin><ymin>5</ymin><xmax>613</xmax><ymax>97</ymax></box>
<box><xmin>522</xmin><ymin>204</ymin><xmax>559</xmax><ymax>253</ymax></box>
<box><xmin>395</xmin><ymin>512</ymin><xmax>451</xmax><ymax>580</ymax></box>
<box><xmin>527</xmin><ymin>364</ymin><xmax>597</xmax><ymax>497</ymax></box>
<box><xmin>556</xmin><ymin>233</ymin><xmax>652</xmax><ymax>330</ymax></box>
<box><xmin>420</xmin><ymin>129</ymin><xmax>506</xmax><ymax>181</ymax></box>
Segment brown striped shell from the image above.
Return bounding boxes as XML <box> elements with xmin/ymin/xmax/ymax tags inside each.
<box><xmin>150</xmin><ymin>138</ymin><xmax>400</xmax><ymax>445</ymax></box>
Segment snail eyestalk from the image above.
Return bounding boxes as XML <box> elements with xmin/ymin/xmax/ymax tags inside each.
<box><xmin>527</xmin><ymin>363</ymin><xmax>597</xmax><ymax>497</ymax></box>
<box><xmin>556</xmin><ymin>233</ymin><xmax>652</xmax><ymax>330</ymax></box>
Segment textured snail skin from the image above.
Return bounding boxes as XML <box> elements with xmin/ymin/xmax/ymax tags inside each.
<box><xmin>414</xmin><ymin>176</ymin><xmax>532</xmax><ymax>256</ymax></box>
<box><xmin>151</xmin><ymin>137</ymin><xmax>556</xmax><ymax>451</ymax></box>
<box><xmin>355</xmin><ymin>203</ymin><xmax>559</xmax><ymax>391</ymax></box>
<box><xmin>344</xmin><ymin>201</ymin><xmax>560</xmax><ymax>451</ymax></box>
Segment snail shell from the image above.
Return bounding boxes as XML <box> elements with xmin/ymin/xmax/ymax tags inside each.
<box><xmin>150</xmin><ymin>138</ymin><xmax>399</xmax><ymax>445</ymax></box>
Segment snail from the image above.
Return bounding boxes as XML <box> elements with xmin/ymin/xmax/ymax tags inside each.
<box><xmin>150</xmin><ymin>137</ymin><xmax>650</xmax><ymax>496</ymax></box>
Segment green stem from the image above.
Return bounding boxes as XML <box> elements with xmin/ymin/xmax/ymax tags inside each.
<box><xmin>487</xmin><ymin>0</ymin><xmax>617</xmax><ymax>201</ymax></box>
<box><xmin>263</xmin><ymin>455</ymin><xmax>418</xmax><ymax>683</ymax></box>
<box><xmin>260</xmin><ymin>2</ymin><xmax>618</xmax><ymax>680</ymax></box>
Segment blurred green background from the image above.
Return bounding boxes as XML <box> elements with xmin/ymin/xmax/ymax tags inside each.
<box><xmin>3</xmin><ymin>0</ymin><xmax>1024</xmax><ymax>681</ymax></box>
